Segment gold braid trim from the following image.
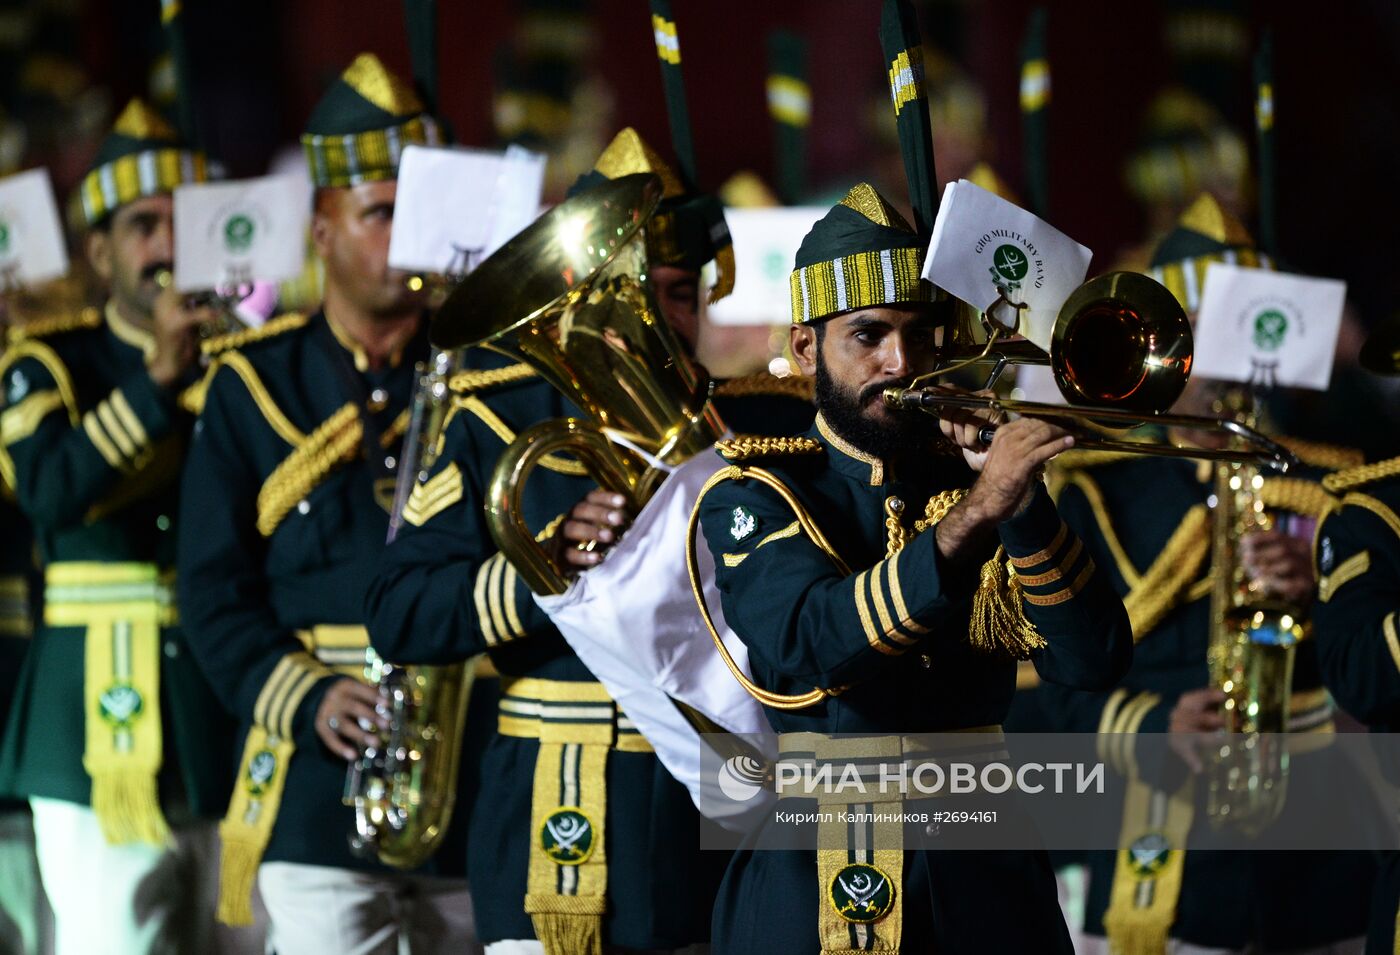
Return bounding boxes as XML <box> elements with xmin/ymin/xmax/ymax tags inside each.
<box><xmin>1259</xmin><ymin>476</ymin><xmax>1339</xmax><ymax>518</ymax></box>
<box><xmin>1323</xmin><ymin>455</ymin><xmax>1400</xmax><ymax>494</ymax></box>
<box><xmin>448</xmin><ymin>362</ymin><xmax>536</xmax><ymax>394</ymax></box>
<box><xmin>7</xmin><ymin>306</ymin><xmax>102</xmax><ymax>341</ymax></box>
<box><xmin>200</xmin><ymin>313</ymin><xmax>308</xmax><ymax>357</ymax></box>
<box><xmin>1278</xmin><ymin>436</ymin><xmax>1364</xmax><ymax>471</ymax></box>
<box><xmin>715</xmin><ymin>435</ymin><xmax>824</xmax><ymax>462</ymax></box>
<box><xmin>256</xmin><ymin>403</ymin><xmax>363</xmax><ymax>536</ymax></box>
<box><xmin>713</xmin><ymin>372</ymin><xmax>815</xmax><ymax>401</ymax></box>
<box><xmin>1123</xmin><ymin>504</ymin><xmax>1211</xmax><ymax>640</ymax></box>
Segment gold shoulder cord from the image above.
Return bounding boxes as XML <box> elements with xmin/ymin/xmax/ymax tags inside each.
<box><xmin>686</xmin><ymin>464</ymin><xmax>848</xmax><ymax>710</ymax></box>
<box><xmin>1323</xmin><ymin>455</ymin><xmax>1400</xmax><ymax>494</ymax></box>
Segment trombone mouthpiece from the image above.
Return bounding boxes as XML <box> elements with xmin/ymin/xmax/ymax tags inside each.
<box><xmin>882</xmin><ymin>386</ymin><xmax>923</xmax><ymax>409</ymax></box>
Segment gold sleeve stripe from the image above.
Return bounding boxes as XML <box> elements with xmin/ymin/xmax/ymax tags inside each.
<box><xmin>1</xmin><ymin>390</ymin><xmax>65</xmax><ymax>444</ymax></box>
<box><xmin>720</xmin><ymin>520</ymin><xmax>802</xmax><ymax>567</ymax></box>
<box><xmin>252</xmin><ymin>652</ymin><xmax>332</xmax><ymax>738</ymax></box>
<box><xmin>722</xmin><ymin>553</ymin><xmax>749</xmax><ymax>568</ymax></box>
<box><xmin>1317</xmin><ymin>550</ymin><xmax>1370</xmax><ymax>603</ymax></box>
<box><xmin>252</xmin><ymin>655</ymin><xmax>296</xmax><ymax>729</ymax></box>
<box><xmin>83</xmin><ymin>412</ymin><xmax>129</xmax><ymax>470</ymax></box>
<box><xmin>885</xmin><ymin>549</ymin><xmax>930</xmax><ymax>635</ymax></box>
<box><xmin>502</xmin><ymin>561</ymin><xmax>526</xmax><ymax>639</ymax></box>
<box><xmin>854</xmin><ymin>570</ymin><xmax>897</xmax><ymax>655</ymax></box>
<box><xmin>1008</xmin><ymin>521</ymin><xmax>1069</xmax><ymax>569</ymax></box>
<box><xmin>1385</xmin><ymin>613</ymin><xmax>1400</xmax><ymax>677</ymax></box>
<box><xmin>1023</xmin><ymin>560</ymin><xmax>1097</xmax><ymax>607</ymax></box>
<box><xmin>872</xmin><ymin>560</ymin><xmax>918</xmax><ymax>646</ymax></box>
<box><xmin>108</xmin><ymin>390</ymin><xmax>149</xmax><ymax>447</ymax></box>
<box><xmin>474</xmin><ymin>555</ymin><xmax>500</xmax><ymax>646</ymax></box>
<box><xmin>1116</xmin><ymin>691</ymin><xmax>1161</xmax><ymax>736</ymax></box>
<box><xmin>96</xmin><ymin>400</ymin><xmax>140</xmax><ymax>459</ymax></box>
<box><xmin>1016</xmin><ymin>536</ymin><xmax>1084</xmax><ymax>588</ymax></box>
<box><xmin>1095</xmin><ymin>688</ymin><xmax>1129</xmax><ymax>766</ymax></box>
<box><xmin>486</xmin><ymin>551</ymin><xmax>511</xmax><ymax>643</ymax></box>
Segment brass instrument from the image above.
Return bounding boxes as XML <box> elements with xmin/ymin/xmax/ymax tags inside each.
<box><xmin>153</xmin><ymin>268</ymin><xmax>250</xmax><ymax>338</ymax></box>
<box><xmin>882</xmin><ymin>271</ymin><xmax>1299</xmax><ymax>471</ymax></box>
<box><xmin>344</xmin><ymin>346</ymin><xmax>478</xmax><ymax>868</ymax></box>
<box><xmin>1204</xmin><ymin>388</ymin><xmax>1303</xmax><ymax>833</ymax></box>
<box><xmin>430</xmin><ymin>172</ymin><xmax>725</xmax><ymax>596</ymax></box>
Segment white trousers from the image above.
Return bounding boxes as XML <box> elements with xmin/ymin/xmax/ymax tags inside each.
<box><xmin>259</xmin><ymin>861</ymin><xmax>479</xmax><ymax>955</ymax></box>
<box><xmin>1076</xmin><ymin>935</ymin><xmax>1366</xmax><ymax>955</ymax></box>
<box><xmin>30</xmin><ymin>797</ymin><xmax>263</xmax><ymax>955</ymax></box>
<box><xmin>0</xmin><ymin>809</ymin><xmax>50</xmax><ymax>955</ymax></box>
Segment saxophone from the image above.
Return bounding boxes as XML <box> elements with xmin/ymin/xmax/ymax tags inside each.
<box><xmin>344</xmin><ymin>347</ymin><xmax>479</xmax><ymax>868</ymax></box>
<box><xmin>1204</xmin><ymin>388</ymin><xmax>1305</xmax><ymax>833</ymax></box>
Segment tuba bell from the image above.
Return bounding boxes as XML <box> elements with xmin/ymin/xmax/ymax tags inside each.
<box><xmin>430</xmin><ymin>172</ymin><xmax>726</xmax><ymax>596</ymax></box>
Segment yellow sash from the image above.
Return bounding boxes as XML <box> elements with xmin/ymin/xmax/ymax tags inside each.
<box><xmin>45</xmin><ymin>562</ymin><xmax>175</xmax><ymax>846</ymax></box>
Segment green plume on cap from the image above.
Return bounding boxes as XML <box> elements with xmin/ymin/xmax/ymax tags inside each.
<box><xmin>790</xmin><ymin>183</ymin><xmax>933</xmax><ymax>324</ymax></box>
<box><xmin>1253</xmin><ymin>28</ymin><xmax>1275</xmax><ymax>258</ymax></box>
<box><xmin>648</xmin><ymin>0</ymin><xmax>699</xmax><ymax>190</ymax></box>
<box><xmin>403</xmin><ymin>0</ymin><xmax>439</xmax><ymax>115</ymax></box>
<box><xmin>159</xmin><ymin>0</ymin><xmax>199</xmax><ymax>149</ymax></box>
<box><xmin>766</xmin><ymin>29</ymin><xmax>809</xmax><ymax>205</ymax></box>
<box><xmin>879</xmin><ymin>0</ymin><xmax>939</xmax><ymax>240</ymax></box>
<box><xmin>1018</xmin><ymin>7</ymin><xmax>1050</xmax><ymax>218</ymax></box>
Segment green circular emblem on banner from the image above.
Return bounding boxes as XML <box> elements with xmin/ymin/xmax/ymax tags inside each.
<box><xmin>829</xmin><ymin>862</ymin><xmax>895</xmax><ymax>924</ymax></box>
<box><xmin>1252</xmin><ymin>309</ymin><xmax>1288</xmax><ymax>351</ymax></box>
<box><xmin>247</xmin><ymin>749</ymin><xmax>278</xmax><ymax>795</ymax></box>
<box><xmin>98</xmin><ymin>683</ymin><xmax>144</xmax><ymax>729</ymax></box>
<box><xmin>992</xmin><ymin>244</ymin><xmax>1029</xmax><ymax>283</ymax></box>
<box><xmin>541</xmin><ymin>807</ymin><xmax>595</xmax><ymax>865</ymax></box>
<box><xmin>224</xmin><ymin>213</ymin><xmax>256</xmax><ymax>253</ymax></box>
<box><xmin>1127</xmin><ymin>832</ymin><xmax>1171</xmax><ymax>878</ymax></box>
<box><xmin>0</xmin><ymin>220</ymin><xmax>11</xmax><ymax>254</ymax></box>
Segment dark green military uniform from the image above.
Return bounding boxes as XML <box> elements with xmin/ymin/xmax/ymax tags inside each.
<box><xmin>176</xmin><ymin>310</ymin><xmax>483</xmax><ymax>873</ymax></box>
<box><xmin>0</xmin><ymin>305</ymin><xmax>231</xmax><ymax>821</ymax></box>
<box><xmin>1045</xmin><ymin>451</ymin><xmax>1374</xmax><ymax>951</ymax></box>
<box><xmin>1313</xmin><ymin>461</ymin><xmax>1400</xmax><ymax>955</ymax></box>
<box><xmin>366</xmin><ymin>348</ymin><xmax>813</xmax><ymax>947</ymax></box>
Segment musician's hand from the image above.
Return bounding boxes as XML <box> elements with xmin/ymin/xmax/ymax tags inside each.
<box><xmin>555</xmin><ymin>489</ymin><xmax>631</xmax><ymax>573</ymax></box>
<box><xmin>146</xmin><ymin>287</ymin><xmax>215</xmax><ymax>389</ymax></box>
<box><xmin>962</xmin><ymin>419</ymin><xmax>1073</xmax><ymax>522</ymax></box>
<box><xmin>315</xmin><ymin>677</ymin><xmax>388</xmax><ymax>762</ymax></box>
<box><xmin>935</xmin><ymin>387</ymin><xmax>1003</xmax><ymax>471</ymax></box>
<box><xmin>1240</xmin><ymin>530</ymin><xmax>1315</xmax><ymax>605</ymax></box>
<box><xmin>1167</xmin><ymin>687</ymin><xmax>1226</xmax><ymax>772</ymax></box>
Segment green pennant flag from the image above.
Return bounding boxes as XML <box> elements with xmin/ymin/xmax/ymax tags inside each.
<box><xmin>1253</xmin><ymin>28</ymin><xmax>1275</xmax><ymax>258</ymax></box>
<box><xmin>159</xmin><ymin>0</ymin><xmax>199</xmax><ymax>150</ymax></box>
<box><xmin>1019</xmin><ymin>7</ymin><xmax>1050</xmax><ymax>218</ymax></box>
<box><xmin>403</xmin><ymin>0</ymin><xmax>439</xmax><ymax>116</ymax></box>
<box><xmin>879</xmin><ymin>0</ymin><xmax>939</xmax><ymax>240</ymax></box>
<box><xmin>648</xmin><ymin>0</ymin><xmax>699</xmax><ymax>190</ymax></box>
<box><xmin>766</xmin><ymin>29</ymin><xmax>809</xmax><ymax>205</ymax></box>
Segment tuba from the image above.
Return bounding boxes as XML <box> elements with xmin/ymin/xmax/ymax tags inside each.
<box><xmin>430</xmin><ymin>172</ymin><xmax>725</xmax><ymax>596</ymax></box>
<box><xmin>343</xmin><ymin>346</ymin><xmax>479</xmax><ymax>868</ymax></box>
<box><xmin>1203</xmin><ymin>388</ymin><xmax>1304</xmax><ymax>833</ymax></box>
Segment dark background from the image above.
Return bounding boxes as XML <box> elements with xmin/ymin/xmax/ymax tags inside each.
<box><xmin>52</xmin><ymin>0</ymin><xmax>1400</xmax><ymax>327</ymax></box>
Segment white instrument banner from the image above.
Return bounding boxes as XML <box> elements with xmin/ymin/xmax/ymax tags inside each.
<box><xmin>924</xmin><ymin>179</ymin><xmax>1092</xmax><ymax>351</ymax></box>
<box><xmin>1194</xmin><ymin>263</ymin><xmax>1346</xmax><ymax>392</ymax></box>
<box><xmin>535</xmin><ymin>448</ymin><xmax>777</xmax><ymax>827</ymax></box>
<box><xmin>387</xmin><ymin>144</ymin><xmax>545</xmax><ymax>276</ymax></box>
<box><xmin>708</xmin><ymin>206</ymin><xmax>826</xmax><ymax>327</ymax></box>
<box><xmin>173</xmin><ymin>173</ymin><xmax>311</xmax><ymax>292</ymax></box>
<box><xmin>0</xmin><ymin>168</ymin><xmax>69</xmax><ymax>289</ymax></box>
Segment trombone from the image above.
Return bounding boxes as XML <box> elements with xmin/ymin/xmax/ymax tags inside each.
<box><xmin>882</xmin><ymin>271</ymin><xmax>1299</xmax><ymax>472</ymax></box>
<box><xmin>153</xmin><ymin>268</ymin><xmax>252</xmax><ymax>339</ymax></box>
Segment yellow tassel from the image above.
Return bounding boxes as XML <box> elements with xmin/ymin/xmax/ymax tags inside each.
<box><xmin>89</xmin><ymin>770</ymin><xmax>169</xmax><ymax>846</ymax></box>
<box><xmin>216</xmin><ymin>833</ymin><xmax>261</xmax><ymax>926</ymax></box>
<box><xmin>525</xmin><ymin>895</ymin><xmax>605</xmax><ymax>955</ymax></box>
<box><xmin>968</xmin><ymin>546</ymin><xmax>1047</xmax><ymax>658</ymax></box>
<box><xmin>1103</xmin><ymin>899</ymin><xmax>1174</xmax><ymax>955</ymax></box>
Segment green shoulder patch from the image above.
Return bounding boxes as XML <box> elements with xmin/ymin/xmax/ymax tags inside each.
<box><xmin>715</xmin><ymin>435</ymin><xmax>824</xmax><ymax>462</ymax></box>
<box><xmin>829</xmin><ymin>862</ymin><xmax>895</xmax><ymax>924</ymax></box>
<box><xmin>729</xmin><ymin>505</ymin><xmax>759</xmax><ymax>542</ymax></box>
<box><xmin>540</xmin><ymin>807</ymin><xmax>596</xmax><ymax>865</ymax></box>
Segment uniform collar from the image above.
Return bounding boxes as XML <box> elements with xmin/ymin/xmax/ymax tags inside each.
<box><xmin>815</xmin><ymin>412</ymin><xmax>886</xmax><ymax>486</ymax></box>
<box><xmin>104</xmin><ymin>300</ymin><xmax>155</xmax><ymax>357</ymax></box>
<box><xmin>323</xmin><ymin>309</ymin><xmax>415</xmax><ymax>373</ymax></box>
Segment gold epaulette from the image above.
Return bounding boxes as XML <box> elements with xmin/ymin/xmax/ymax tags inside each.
<box><xmin>1322</xmin><ymin>455</ymin><xmax>1400</xmax><ymax>494</ymax></box>
<box><xmin>448</xmin><ymin>362</ymin><xmax>536</xmax><ymax>395</ymax></box>
<box><xmin>1259</xmin><ymin>476</ymin><xmax>1339</xmax><ymax>518</ymax></box>
<box><xmin>715</xmin><ymin>435</ymin><xmax>824</xmax><ymax>462</ymax></box>
<box><xmin>714</xmin><ymin>372</ymin><xmax>815</xmax><ymax>402</ymax></box>
<box><xmin>7</xmin><ymin>306</ymin><xmax>102</xmax><ymax>341</ymax></box>
<box><xmin>200</xmin><ymin>313</ymin><xmax>308</xmax><ymax>357</ymax></box>
<box><xmin>1278</xmin><ymin>436</ymin><xmax>1364</xmax><ymax>471</ymax></box>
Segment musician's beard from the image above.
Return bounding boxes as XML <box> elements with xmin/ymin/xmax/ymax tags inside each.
<box><xmin>814</xmin><ymin>354</ymin><xmax>922</xmax><ymax>462</ymax></box>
